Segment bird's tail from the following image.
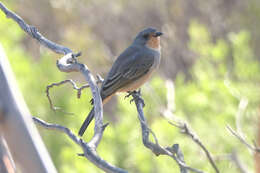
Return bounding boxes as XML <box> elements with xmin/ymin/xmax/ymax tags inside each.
<box><xmin>78</xmin><ymin>107</ymin><xmax>95</xmax><ymax>136</ymax></box>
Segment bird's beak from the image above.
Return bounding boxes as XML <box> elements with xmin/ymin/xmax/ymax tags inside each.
<box><xmin>154</xmin><ymin>31</ymin><xmax>163</xmax><ymax>37</ymax></box>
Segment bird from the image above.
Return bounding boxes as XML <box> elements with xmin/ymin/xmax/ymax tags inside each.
<box><xmin>78</xmin><ymin>27</ymin><xmax>163</xmax><ymax>136</ymax></box>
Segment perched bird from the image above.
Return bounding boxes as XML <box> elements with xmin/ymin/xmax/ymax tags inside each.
<box><xmin>78</xmin><ymin>27</ymin><xmax>163</xmax><ymax>136</ymax></box>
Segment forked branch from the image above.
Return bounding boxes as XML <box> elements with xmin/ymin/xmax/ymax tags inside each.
<box><xmin>33</xmin><ymin>117</ymin><xmax>126</xmax><ymax>173</ymax></box>
<box><xmin>169</xmin><ymin>121</ymin><xmax>219</xmax><ymax>173</ymax></box>
<box><xmin>131</xmin><ymin>91</ymin><xmax>203</xmax><ymax>173</ymax></box>
<box><xmin>46</xmin><ymin>77</ymin><xmax>103</xmax><ymax>112</ymax></box>
<box><xmin>227</xmin><ymin>125</ymin><xmax>260</xmax><ymax>153</ymax></box>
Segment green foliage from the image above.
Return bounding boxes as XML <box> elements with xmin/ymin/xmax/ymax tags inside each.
<box><xmin>174</xmin><ymin>20</ymin><xmax>260</xmax><ymax>172</ymax></box>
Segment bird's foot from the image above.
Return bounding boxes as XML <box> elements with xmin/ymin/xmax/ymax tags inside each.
<box><xmin>126</xmin><ymin>90</ymin><xmax>145</xmax><ymax>107</ymax></box>
<box><xmin>124</xmin><ymin>91</ymin><xmax>134</xmax><ymax>99</ymax></box>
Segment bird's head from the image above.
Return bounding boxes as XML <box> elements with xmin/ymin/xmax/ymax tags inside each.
<box><xmin>133</xmin><ymin>27</ymin><xmax>163</xmax><ymax>51</ymax></box>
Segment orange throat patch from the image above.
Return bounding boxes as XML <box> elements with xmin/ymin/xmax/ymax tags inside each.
<box><xmin>146</xmin><ymin>36</ymin><xmax>161</xmax><ymax>51</ymax></box>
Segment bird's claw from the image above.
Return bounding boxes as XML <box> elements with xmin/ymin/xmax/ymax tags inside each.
<box><xmin>130</xmin><ymin>98</ymin><xmax>135</xmax><ymax>104</ymax></box>
<box><xmin>124</xmin><ymin>91</ymin><xmax>134</xmax><ymax>99</ymax></box>
<box><xmin>126</xmin><ymin>90</ymin><xmax>145</xmax><ymax>107</ymax></box>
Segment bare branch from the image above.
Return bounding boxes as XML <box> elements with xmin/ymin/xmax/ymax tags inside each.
<box><xmin>226</xmin><ymin>125</ymin><xmax>260</xmax><ymax>153</ymax></box>
<box><xmin>0</xmin><ymin>2</ymin><xmax>71</xmax><ymax>55</ymax></box>
<box><xmin>163</xmin><ymin>79</ymin><xmax>219</xmax><ymax>173</ymax></box>
<box><xmin>163</xmin><ymin>78</ymin><xmax>219</xmax><ymax>172</ymax></box>
<box><xmin>131</xmin><ymin>92</ymin><xmax>203</xmax><ymax>173</ymax></box>
<box><xmin>33</xmin><ymin>117</ymin><xmax>127</xmax><ymax>173</ymax></box>
<box><xmin>224</xmin><ymin>83</ymin><xmax>260</xmax><ymax>152</ymax></box>
<box><xmin>225</xmin><ymin>79</ymin><xmax>252</xmax><ymax>146</ymax></box>
<box><xmin>169</xmin><ymin>121</ymin><xmax>219</xmax><ymax>173</ymax></box>
<box><xmin>225</xmin><ymin>79</ymin><xmax>258</xmax><ymax>172</ymax></box>
<box><xmin>46</xmin><ymin>78</ymin><xmax>103</xmax><ymax>112</ymax></box>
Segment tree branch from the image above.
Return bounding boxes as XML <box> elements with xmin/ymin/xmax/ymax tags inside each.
<box><xmin>226</xmin><ymin>125</ymin><xmax>260</xmax><ymax>153</ymax></box>
<box><xmin>0</xmin><ymin>2</ymin><xmax>71</xmax><ymax>55</ymax></box>
<box><xmin>169</xmin><ymin>121</ymin><xmax>219</xmax><ymax>173</ymax></box>
<box><xmin>131</xmin><ymin>92</ymin><xmax>203</xmax><ymax>173</ymax></box>
<box><xmin>33</xmin><ymin>117</ymin><xmax>127</xmax><ymax>173</ymax></box>
<box><xmin>46</xmin><ymin>77</ymin><xmax>103</xmax><ymax>112</ymax></box>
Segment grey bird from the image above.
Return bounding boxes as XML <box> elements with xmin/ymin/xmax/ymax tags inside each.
<box><xmin>78</xmin><ymin>27</ymin><xmax>163</xmax><ymax>136</ymax></box>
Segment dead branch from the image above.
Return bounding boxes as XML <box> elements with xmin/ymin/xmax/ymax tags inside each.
<box><xmin>46</xmin><ymin>77</ymin><xmax>103</xmax><ymax>112</ymax></box>
<box><xmin>0</xmin><ymin>3</ymin><xmax>71</xmax><ymax>55</ymax></box>
<box><xmin>33</xmin><ymin>117</ymin><xmax>127</xmax><ymax>173</ymax></box>
<box><xmin>226</xmin><ymin>125</ymin><xmax>260</xmax><ymax>153</ymax></box>
<box><xmin>169</xmin><ymin>121</ymin><xmax>219</xmax><ymax>173</ymax></box>
<box><xmin>162</xmin><ymin>79</ymin><xmax>218</xmax><ymax>173</ymax></box>
<box><xmin>131</xmin><ymin>92</ymin><xmax>204</xmax><ymax>173</ymax></box>
<box><xmin>224</xmin><ymin>78</ymin><xmax>258</xmax><ymax>172</ymax></box>
<box><xmin>224</xmin><ymin>79</ymin><xmax>258</xmax><ymax>152</ymax></box>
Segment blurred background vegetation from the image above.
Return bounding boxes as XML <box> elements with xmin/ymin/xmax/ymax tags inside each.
<box><xmin>1</xmin><ymin>0</ymin><xmax>260</xmax><ymax>172</ymax></box>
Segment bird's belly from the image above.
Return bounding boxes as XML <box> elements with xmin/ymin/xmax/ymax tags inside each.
<box><xmin>118</xmin><ymin>70</ymin><xmax>154</xmax><ymax>92</ymax></box>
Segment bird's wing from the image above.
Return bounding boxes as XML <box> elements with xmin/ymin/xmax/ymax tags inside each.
<box><xmin>101</xmin><ymin>47</ymin><xmax>155</xmax><ymax>99</ymax></box>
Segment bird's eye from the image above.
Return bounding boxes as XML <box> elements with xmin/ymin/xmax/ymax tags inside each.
<box><xmin>143</xmin><ymin>33</ymin><xmax>149</xmax><ymax>39</ymax></box>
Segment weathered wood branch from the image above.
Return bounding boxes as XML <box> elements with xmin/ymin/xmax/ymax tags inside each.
<box><xmin>46</xmin><ymin>77</ymin><xmax>103</xmax><ymax>112</ymax></box>
<box><xmin>131</xmin><ymin>92</ymin><xmax>203</xmax><ymax>173</ymax></box>
<box><xmin>33</xmin><ymin>117</ymin><xmax>127</xmax><ymax>173</ymax></box>
<box><xmin>227</xmin><ymin>125</ymin><xmax>260</xmax><ymax>153</ymax></box>
<box><xmin>169</xmin><ymin>121</ymin><xmax>219</xmax><ymax>173</ymax></box>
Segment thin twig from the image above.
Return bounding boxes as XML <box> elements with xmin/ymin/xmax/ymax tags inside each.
<box><xmin>225</xmin><ymin>79</ymin><xmax>253</xmax><ymax>147</ymax></box>
<box><xmin>225</xmin><ymin>79</ymin><xmax>257</xmax><ymax>171</ymax></box>
<box><xmin>46</xmin><ymin>78</ymin><xmax>103</xmax><ymax>112</ymax></box>
<box><xmin>169</xmin><ymin>121</ymin><xmax>219</xmax><ymax>173</ymax></box>
<box><xmin>226</xmin><ymin>125</ymin><xmax>260</xmax><ymax>153</ymax></box>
